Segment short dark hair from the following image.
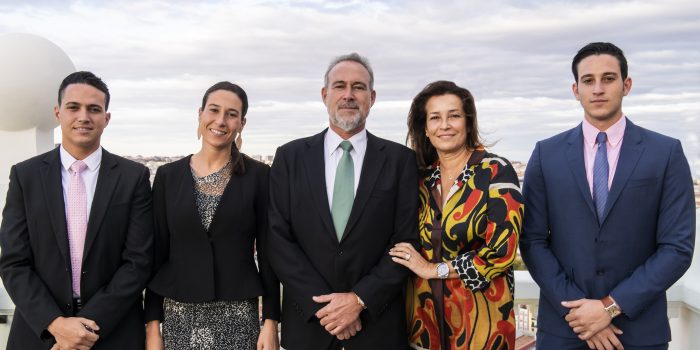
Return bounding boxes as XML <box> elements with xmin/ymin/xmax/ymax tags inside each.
<box><xmin>201</xmin><ymin>81</ymin><xmax>249</xmax><ymax>117</ymax></box>
<box><xmin>572</xmin><ymin>42</ymin><xmax>628</xmax><ymax>81</ymax></box>
<box><xmin>200</xmin><ymin>81</ymin><xmax>249</xmax><ymax>175</ymax></box>
<box><xmin>406</xmin><ymin>80</ymin><xmax>483</xmax><ymax>171</ymax></box>
<box><xmin>58</xmin><ymin>71</ymin><xmax>110</xmax><ymax>110</ymax></box>
<box><xmin>324</xmin><ymin>52</ymin><xmax>374</xmax><ymax>90</ymax></box>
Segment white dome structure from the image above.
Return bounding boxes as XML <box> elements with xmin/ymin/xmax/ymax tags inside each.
<box><xmin>0</xmin><ymin>33</ymin><xmax>75</xmax><ymax>213</ymax></box>
<box><xmin>0</xmin><ymin>33</ymin><xmax>75</xmax><ymax>131</ymax></box>
<box><xmin>0</xmin><ymin>34</ymin><xmax>76</xmax><ymax>346</ymax></box>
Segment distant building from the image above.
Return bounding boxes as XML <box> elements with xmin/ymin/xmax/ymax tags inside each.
<box><xmin>122</xmin><ymin>156</ymin><xmax>700</xmax><ymax>209</ymax></box>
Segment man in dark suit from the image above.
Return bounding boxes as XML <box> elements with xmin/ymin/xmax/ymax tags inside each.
<box><xmin>0</xmin><ymin>71</ymin><xmax>153</xmax><ymax>349</ymax></box>
<box><xmin>520</xmin><ymin>42</ymin><xmax>695</xmax><ymax>350</ymax></box>
<box><xmin>268</xmin><ymin>53</ymin><xmax>418</xmax><ymax>350</ymax></box>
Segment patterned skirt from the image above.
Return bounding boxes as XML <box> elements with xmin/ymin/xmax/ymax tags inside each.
<box><xmin>163</xmin><ymin>297</ymin><xmax>260</xmax><ymax>350</ymax></box>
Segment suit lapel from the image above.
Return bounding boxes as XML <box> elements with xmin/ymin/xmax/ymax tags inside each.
<box><xmin>601</xmin><ymin>119</ymin><xmax>644</xmax><ymax>224</ymax></box>
<box><xmin>302</xmin><ymin>130</ymin><xmax>336</xmax><ymax>240</ymax></box>
<box><xmin>565</xmin><ymin>124</ymin><xmax>597</xmax><ymax>219</ymax></box>
<box><xmin>83</xmin><ymin>149</ymin><xmax>120</xmax><ymax>259</ymax></box>
<box><xmin>207</xmin><ymin>158</ymin><xmax>240</xmax><ymax>236</ymax></box>
<box><xmin>342</xmin><ymin>132</ymin><xmax>385</xmax><ymax>242</ymax></box>
<box><xmin>173</xmin><ymin>155</ymin><xmax>209</xmax><ymax>236</ymax></box>
<box><xmin>40</xmin><ymin>148</ymin><xmax>71</xmax><ymax>265</ymax></box>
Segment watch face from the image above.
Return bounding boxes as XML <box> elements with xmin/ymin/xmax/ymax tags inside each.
<box><xmin>606</xmin><ymin>304</ymin><xmax>621</xmax><ymax>318</ymax></box>
<box><xmin>437</xmin><ymin>263</ymin><xmax>449</xmax><ymax>278</ymax></box>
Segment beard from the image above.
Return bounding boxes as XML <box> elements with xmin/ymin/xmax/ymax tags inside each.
<box><xmin>329</xmin><ymin>102</ymin><xmax>366</xmax><ymax>132</ymax></box>
<box><xmin>330</xmin><ymin>111</ymin><xmax>362</xmax><ymax>132</ymax></box>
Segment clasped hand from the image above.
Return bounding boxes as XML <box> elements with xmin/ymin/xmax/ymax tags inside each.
<box><xmin>313</xmin><ymin>292</ymin><xmax>363</xmax><ymax>340</ymax></box>
<box><xmin>48</xmin><ymin>316</ymin><xmax>100</xmax><ymax>350</ymax></box>
<box><xmin>562</xmin><ymin>298</ymin><xmax>624</xmax><ymax>350</ymax></box>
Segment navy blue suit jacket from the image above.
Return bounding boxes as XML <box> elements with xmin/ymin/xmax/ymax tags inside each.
<box><xmin>520</xmin><ymin>119</ymin><xmax>695</xmax><ymax>346</ymax></box>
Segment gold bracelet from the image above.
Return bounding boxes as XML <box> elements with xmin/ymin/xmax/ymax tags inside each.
<box><xmin>355</xmin><ymin>293</ymin><xmax>367</xmax><ymax>310</ymax></box>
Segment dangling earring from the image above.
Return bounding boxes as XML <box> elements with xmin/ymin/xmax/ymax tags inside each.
<box><xmin>235</xmin><ymin>131</ymin><xmax>243</xmax><ymax>150</ymax></box>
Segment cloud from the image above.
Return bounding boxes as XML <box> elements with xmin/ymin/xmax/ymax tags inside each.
<box><xmin>1</xmin><ymin>0</ymin><xmax>698</xmax><ymax>176</ymax></box>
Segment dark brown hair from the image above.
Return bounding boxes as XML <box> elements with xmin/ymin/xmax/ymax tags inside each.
<box><xmin>572</xmin><ymin>42</ymin><xmax>628</xmax><ymax>81</ymax></box>
<box><xmin>200</xmin><ymin>81</ymin><xmax>248</xmax><ymax>175</ymax></box>
<box><xmin>58</xmin><ymin>71</ymin><xmax>110</xmax><ymax>110</ymax></box>
<box><xmin>406</xmin><ymin>80</ymin><xmax>483</xmax><ymax>171</ymax></box>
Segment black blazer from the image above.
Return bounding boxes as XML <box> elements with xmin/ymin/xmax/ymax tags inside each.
<box><xmin>144</xmin><ymin>155</ymin><xmax>280</xmax><ymax>322</ymax></box>
<box><xmin>0</xmin><ymin>148</ymin><xmax>153</xmax><ymax>350</ymax></box>
<box><xmin>268</xmin><ymin>130</ymin><xmax>419</xmax><ymax>350</ymax></box>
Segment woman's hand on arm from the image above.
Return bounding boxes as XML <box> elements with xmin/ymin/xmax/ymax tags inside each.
<box><xmin>390</xmin><ymin>242</ymin><xmax>445</xmax><ymax>280</ymax></box>
<box><xmin>145</xmin><ymin>320</ymin><xmax>163</xmax><ymax>350</ymax></box>
<box><xmin>257</xmin><ymin>319</ymin><xmax>279</xmax><ymax>350</ymax></box>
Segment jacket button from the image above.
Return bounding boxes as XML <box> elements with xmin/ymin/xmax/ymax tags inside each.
<box><xmin>339</xmin><ymin>250</ymin><xmax>344</xmax><ymax>256</ymax></box>
<box><xmin>597</xmin><ymin>269</ymin><xmax>605</xmax><ymax>276</ymax></box>
<box><xmin>82</xmin><ymin>270</ymin><xmax>87</xmax><ymax>274</ymax></box>
<box><xmin>66</xmin><ymin>303</ymin><xmax>72</xmax><ymax>310</ymax></box>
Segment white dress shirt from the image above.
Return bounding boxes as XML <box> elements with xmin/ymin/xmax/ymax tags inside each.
<box><xmin>60</xmin><ymin>146</ymin><xmax>102</xmax><ymax>218</ymax></box>
<box><xmin>324</xmin><ymin>128</ymin><xmax>367</xmax><ymax>207</ymax></box>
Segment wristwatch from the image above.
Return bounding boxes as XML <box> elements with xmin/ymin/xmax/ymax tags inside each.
<box><xmin>601</xmin><ymin>295</ymin><xmax>621</xmax><ymax>318</ymax></box>
<box><xmin>436</xmin><ymin>262</ymin><xmax>450</xmax><ymax>279</ymax></box>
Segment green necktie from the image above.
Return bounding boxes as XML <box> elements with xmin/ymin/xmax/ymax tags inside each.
<box><xmin>331</xmin><ymin>140</ymin><xmax>354</xmax><ymax>240</ymax></box>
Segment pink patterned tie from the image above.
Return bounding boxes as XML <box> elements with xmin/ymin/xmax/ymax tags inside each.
<box><xmin>67</xmin><ymin>160</ymin><xmax>88</xmax><ymax>297</ymax></box>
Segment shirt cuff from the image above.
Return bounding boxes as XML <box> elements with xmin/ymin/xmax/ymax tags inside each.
<box><xmin>451</xmin><ymin>251</ymin><xmax>490</xmax><ymax>292</ymax></box>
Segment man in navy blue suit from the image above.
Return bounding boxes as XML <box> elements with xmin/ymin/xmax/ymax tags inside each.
<box><xmin>520</xmin><ymin>42</ymin><xmax>695</xmax><ymax>350</ymax></box>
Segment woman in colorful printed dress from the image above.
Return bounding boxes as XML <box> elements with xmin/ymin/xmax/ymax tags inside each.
<box><xmin>144</xmin><ymin>82</ymin><xmax>280</xmax><ymax>349</ymax></box>
<box><xmin>390</xmin><ymin>80</ymin><xmax>523</xmax><ymax>350</ymax></box>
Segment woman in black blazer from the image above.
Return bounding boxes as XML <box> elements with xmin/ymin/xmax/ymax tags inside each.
<box><xmin>145</xmin><ymin>82</ymin><xmax>280</xmax><ymax>349</ymax></box>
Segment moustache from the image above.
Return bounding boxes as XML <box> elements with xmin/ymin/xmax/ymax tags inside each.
<box><xmin>338</xmin><ymin>102</ymin><xmax>359</xmax><ymax>109</ymax></box>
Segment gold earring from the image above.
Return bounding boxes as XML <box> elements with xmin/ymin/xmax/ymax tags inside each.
<box><xmin>235</xmin><ymin>131</ymin><xmax>243</xmax><ymax>150</ymax></box>
<box><xmin>197</xmin><ymin>118</ymin><xmax>204</xmax><ymax>140</ymax></box>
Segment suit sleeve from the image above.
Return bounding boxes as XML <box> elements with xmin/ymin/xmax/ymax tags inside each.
<box><xmin>267</xmin><ymin>147</ymin><xmax>334</xmax><ymax>320</ymax></box>
<box><xmin>351</xmin><ymin>149</ymin><xmax>419</xmax><ymax>319</ymax></box>
<box><xmin>609</xmin><ymin>140</ymin><xmax>695</xmax><ymax>318</ymax></box>
<box><xmin>78</xmin><ymin>166</ymin><xmax>154</xmax><ymax>337</ymax></box>
<box><xmin>256</xmin><ymin>164</ymin><xmax>281</xmax><ymax>321</ymax></box>
<box><xmin>450</xmin><ymin>158</ymin><xmax>523</xmax><ymax>291</ymax></box>
<box><xmin>0</xmin><ymin>165</ymin><xmax>64</xmax><ymax>338</ymax></box>
<box><xmin>520</xmin><ymin>142</ymin><xmax>586</xmax><ymax>317</ymax></box>
<box><xmin>144</xmin><ymin>166</ymin><xmax>167</xmax><ymax>322</ymax></box>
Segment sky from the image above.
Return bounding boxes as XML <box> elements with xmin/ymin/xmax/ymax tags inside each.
<box><xmin>0</xmin><ymin>0</ymin><xmax>698</xmax><ymax>176</ymax></box>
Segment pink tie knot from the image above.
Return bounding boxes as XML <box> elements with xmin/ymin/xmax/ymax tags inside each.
<box><xmin>70</xmin><ymin>160</ymin><xmax>88</xmax><ymax>175</ymax></box>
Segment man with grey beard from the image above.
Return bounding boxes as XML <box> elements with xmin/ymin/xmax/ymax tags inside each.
<box><xmin>268</xmin><ymin>53</ymin><xmax>419</xmax><ymax>350</ymax></box>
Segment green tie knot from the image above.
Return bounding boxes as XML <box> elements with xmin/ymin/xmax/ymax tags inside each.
<box><xmin>339</xmin><ymin>140</ymin><xmax>353</xmax><ymax>152</ymax></box>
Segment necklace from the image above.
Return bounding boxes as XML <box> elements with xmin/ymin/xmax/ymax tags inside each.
<box><xmin>441</xmin><ymin>151</ymin><xmax>472</xmax><ymax>182</ymax></box>
<box><xmin>443</xmin><ymin>167</ymin><xmax>462</xmax><ymax>181</ymax></box>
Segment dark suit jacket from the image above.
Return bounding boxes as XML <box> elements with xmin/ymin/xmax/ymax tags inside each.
<box><xmin>520</xmin><ymin>119</ymin><xmax>695</xmax><ymax>346</ymax></box>
<box><xmin>144</xmin><ymin>155</ymin><xmax>280</xmax><ymax>322</ymax></box>
<box><xmin>268</xmin><ymin>129</ymin><xmax>419</xmax><ymax>350</ymax></box>
<box><xmin>0</xmin><ymin>147</ymin><xmax>153</xmax><ymax>349</ymax></box>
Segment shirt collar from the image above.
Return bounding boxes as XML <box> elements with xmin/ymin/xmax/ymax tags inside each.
<box><xmin>582</xmin><ymin>116</ymin><xmax>626</xmax><ymax>148</ymax></box>
<box><xmin>60</xmin><ymin>145</ymin><xmax>103</xmax><ymax>172</ymax></box>
<box><xmin>325</xmin><ymin>127</ymin><xmax>367</xmax><ymax>157</ymax></box>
